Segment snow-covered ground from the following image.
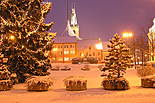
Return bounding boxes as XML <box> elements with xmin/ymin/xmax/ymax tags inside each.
<box><xmin>0</xmin><ymin>63</ymin><xmax>155</xmax><ymax>103</ymax></box>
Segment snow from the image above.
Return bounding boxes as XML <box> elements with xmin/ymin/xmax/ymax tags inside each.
<box><xmin>0</xmin><ymin>63</ymin><xmax>155</xmax><ymax>103</ymax></box>
<box><xmin>26</xmin><ymin>76</ymin><xmax>53</xmax><ymax>87</ymax></box>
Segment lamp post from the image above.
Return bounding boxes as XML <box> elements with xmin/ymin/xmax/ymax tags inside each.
<box><xmin>95</xmin><ymin>41</ymin><xmax>103</xmax><ymax>62</ymax></box>
<box><xmin>122</xmin><ymin>32</ymin><xmax>137</xmax><ymax>69</ymax></box>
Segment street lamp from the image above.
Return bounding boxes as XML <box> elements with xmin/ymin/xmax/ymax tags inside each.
<box><xmin>122</xmin><ymin>32</ymin><xmax>133</xmax><ymax>38</ymax></box>
<box><xmin>122</xmin><ymin>32</ymin><xmax>137</xmax><ymax>68</ymax></box>
<box><xmin>95</xmin><ymin>42</ymin><xmax>103</xmax><ymax>61</ymax></box>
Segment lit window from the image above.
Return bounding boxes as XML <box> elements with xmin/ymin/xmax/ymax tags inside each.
<box><xmin>64</xmin><ymin>57</ymin><xmax>70</xmax><ymax>61</ymax></box>
<box><xmin>52</xmin><ymin>48</ymin><xmax>58</xmax><ymax>52</ymax></box>
<box><xmin>70</xmin><ymin>51</ymin><xmax>75</xmax><ymax>54</ymax></box>
<box><xmin>81</xmin><ymin>53</ymin><xmax>84</xmax><ymax>57</ymax></box>
<box><xmin>64</xmin><ymin>51</ymin><xmax>69</xmax><ymax>54</ymax></box>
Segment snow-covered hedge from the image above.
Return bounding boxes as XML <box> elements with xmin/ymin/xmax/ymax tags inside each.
<box><xmin>102</xmin><ymin>77</ymin><xmax>130</xmax><ymax>90</ymax></box>
<box><xmin>0</xmin><ymin>80</ymin><xmax>13</xmax><ymax>91</ymax></box>
<box><xmin>26</xmin><ymin>76</ymin><xmax>53</xmax><ymax>91</ymax></box>
<box><xmin>136</xmin><ymin>65</ymin><xmax>155</xmax><ymax>77</ymax></box>
<box><xmin>64</xmin><ymin>76</ymin><xmax>87</xmax><ymax>91</ymax></box>
<box><xmin>141</xmin><ymin>75</ymin><xmax>155</xmax><ymax>88</ymax></box>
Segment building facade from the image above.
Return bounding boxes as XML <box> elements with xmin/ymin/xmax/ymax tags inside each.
<box><xmin>50</xmin><ymin>41</ymin><xmax>109</xmax><ymax>63</ymax></box>
<box><xmin>78</xmin><ymin>46</ymin><xmax>109</xmax><ymax>63</ymax></box>
<box><xmin>50</xmin><ymin>42</ymin><xmax>77</xmax><ymax>63</ymax></box>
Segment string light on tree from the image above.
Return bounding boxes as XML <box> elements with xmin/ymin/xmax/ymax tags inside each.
<box><xmin>0</xmin><ymin>0</ymin><xmax>56</xmax><ymax>83</ymax></box>
<box><xmin>9</xmin><ymin>35</ymin><xmax>15</xmax><ymax>41</ymax></box>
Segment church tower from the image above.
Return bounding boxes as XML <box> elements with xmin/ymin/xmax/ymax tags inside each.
<box><xmin>67</xmin><ymin>1</ymin><xmax>81</xmax><ymax>40</ymax></box>
<box><xmin>70</xmin><ymin>7</ymin><xmax>80</xmax><ymax>39</ymax></box>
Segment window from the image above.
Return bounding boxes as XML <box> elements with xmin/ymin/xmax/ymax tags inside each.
<box><xmin>70</xmin><ymin>45</ymin><xmax>72</xmax><ymax>48</ymax></box>
<box><xmin>60</xmin><ymin>52</ymin><xmax>62</xmax><ymax>55</ymax></box>
<box><xmin>64</xmin><ymin>57</ymin><xmax>70</xmax><ymax>61</ymax></box>
<box><xmin>89</xmin><ymin>47</ymin><xmax>91</xmax><ymax>50</ymax></box>
<box><xmin>64</xmin><ymin>51</ymin><xmax>69</xmax><ymax>54</ymax></box>
<box><xmin>64</xmin><ymin>45</ymin><xmax>67</xmax><ymax>48</ymax></box>
<box><xmin>70</xmin><ymin>51</ymin><xmax>75</xmax><ymax>54</ymax></box>
<box><xmin>58</xmin><ymin>45</ymin><xmax>60</xmax><ymax>48</ymax></box>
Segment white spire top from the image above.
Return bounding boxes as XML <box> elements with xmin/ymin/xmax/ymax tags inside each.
<box><xmin>71</xmin><ymin>8</ymin><xmax>78</xmax><ymax>26</ymax></box>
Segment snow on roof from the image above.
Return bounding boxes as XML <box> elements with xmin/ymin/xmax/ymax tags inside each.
<box><xmin>26</xmin><ymin>76</ymin><xmax>53</xmax><ymax>86</ymax></box>
<box><xmin>64</xmin><ymin>76</ymin><xmax>87</xmax><ymax>82</ymax></box>
<box><xmin>54</xmin><ymin>35</ymin><xmax>109</xmax><ymax>50</ymax></box>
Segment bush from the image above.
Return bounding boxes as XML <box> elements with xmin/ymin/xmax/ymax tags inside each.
<box><xmin>72</xmin><ymin>57</ymin><xmax>98</xmax><ymax>64</ymax></box>
<box><xmin>136</xmin><ymin>65</ymin><xmax>154</xmax><ymax>77</ymax></box>
<box><xmin>72</xmin><ymin>58</ymin><xmax>82</xmax><ymax>64</ymax></box>
<box><xmin>87</xmin><ymin>57</ymin><xmax>98</xmax><ymax>64</ymax></box>
<box><xmin>26</xmin><ymin>76</ymin><xmax>53</xmax><ymax>91</ymax></box>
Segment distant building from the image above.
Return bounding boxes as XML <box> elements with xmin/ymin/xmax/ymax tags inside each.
<box><xmin>50</xmin><ymin>42</ymin><xmax>77</xmax><ymax>63</ymax></box>
<box><xmin>50</xmin><ymin>40</ymin><xmax>109</xmax><ymax>63</ymax></box>
<box><xmin>77</xmin><ymin>40</ymin><xmax>109</xmax><ymax>62</ymax></box>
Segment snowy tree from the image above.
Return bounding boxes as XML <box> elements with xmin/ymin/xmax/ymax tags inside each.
<box><xmin>0</xmin><ymin>0</ymin><xmax>56</xmax><ymax>83</ymax></box>
<box><xmin>0</xmin><ymin>46</ymin><xmax>14</xmax><ymax>90</ymax></box>
<box><xmin>0</xmin><ymin>53</ymin><xmax>10</xmax><ymax>80</ymax></box>
<box><xmin>101</xmin><ymin>33</ymin><xmax>133</xmax><ymax>78</ymax></box>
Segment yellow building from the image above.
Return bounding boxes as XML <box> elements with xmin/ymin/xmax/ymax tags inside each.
<box><xmin>78</xmin><ymin>46</ymin><xmax>108</xmax><ymax>62</ymax></box>
<box><xmin>50</xmin><ymin>40</ymin><xmax>109</xmax><ymax>63</ymax></box>
<box><xmin>78</xmin><ymin>40</ymin><xmax>109</xmax><ymax>63</ymax></box>
<box><xmin>50</xmin><ymin>42</ymin><xmax>77</xmax><ymax>63</ymax></box>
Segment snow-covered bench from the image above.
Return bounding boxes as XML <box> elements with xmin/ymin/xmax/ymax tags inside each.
<box><xmin>26</xmin><ymin>76</ymin><xmax>53</xmax><ymax>91</ymax></box>
<box><xmin>0</xmin><ymin>80</ymin><xmax>13</xmax><ymax>91</ymax></box>
<box><xmin>64</xmin><ymin>76</ymin><xmax>87</xmax><ymax>91</ymax></box>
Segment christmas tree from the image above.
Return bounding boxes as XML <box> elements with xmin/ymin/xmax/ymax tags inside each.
<box><xmin>101</xmin><ymin>33</ymin><xmax>133</xmax><ymax>78</ymax></box>
<box><xmin>0</xmin><ymin>42</ymin><xmax>13</xmax><ymax>90</ymax></box>
<box><xmin>0</xmin><ymin>0</ymin><xmax>56</xmax><ymax>83</ymax></box>
<box><xmin>101</xmin><ymin>33</ymin><xmax>133</xmax><ymax>90</ymax></box>
<box><xmin>0</xmin><ymin>53</ymin><xmax>10</xmax><ymax>81</ymax></box>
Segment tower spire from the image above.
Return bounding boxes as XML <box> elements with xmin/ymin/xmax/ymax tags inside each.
<box><xmin>67</xmin><ymin>0</ymin><xmax>81</xmax><ymax>40</ymax></box>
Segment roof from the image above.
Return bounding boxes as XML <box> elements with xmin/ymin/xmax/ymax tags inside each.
<box><xmin>54</xmin><ymin>35</ymin><xmax>109</xmax><ymax>50</ymax></box>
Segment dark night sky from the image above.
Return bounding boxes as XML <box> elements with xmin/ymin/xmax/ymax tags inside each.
<box><xmin>45</xmin><ymin>0</ymin><xmax>155</xmax><ymax>42</ymax></box>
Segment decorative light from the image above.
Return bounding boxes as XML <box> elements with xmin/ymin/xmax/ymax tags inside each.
<box><xmin>9</xmin><ymin>35</ymin><xmax>15</xmax><ymax>40</ymax></box>
<box><xmin>22</xmin><ymin>45</ymin><xmax>24</xmax><ymax>48</ymax></box>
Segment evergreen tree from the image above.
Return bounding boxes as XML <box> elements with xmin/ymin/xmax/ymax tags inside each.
<box><xmin>101</xmin><ymin>33</ymin><xmax>133</xmax><ymax>78</ymax></box>
<box><xmin>0</xmin><ymin>53</ymin><xmax>11</xmax><ymax>81</ymax></box>
<box><xmin>0</xmin><ymin>0</ymin><xmax>56</xmax><ymax>82</ymax></box>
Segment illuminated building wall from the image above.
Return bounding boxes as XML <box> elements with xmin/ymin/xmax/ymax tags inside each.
<box><xmin>50</xmin><ymin>42</ymin><xmax>77</xmax><ymax>63</ymax></box>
